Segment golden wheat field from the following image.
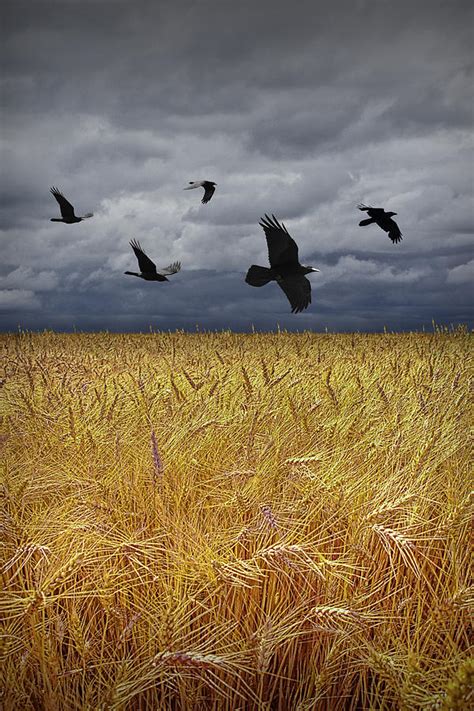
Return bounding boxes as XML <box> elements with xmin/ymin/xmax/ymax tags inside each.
<box><xmin>0</xmin><ymin>328</ymin><xmax>472</xmax><ymax>710</ymax></box>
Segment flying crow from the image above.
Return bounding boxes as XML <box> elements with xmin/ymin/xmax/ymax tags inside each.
<box><xmin>358</xmin><ymin>204</ymin><xmax>403</xmax><ymax>244</ymax></box>
<box><xmin>125</xmin><ymin>239</ymin><xmax>181</xmax><ymax>281</ymax></box>
<box><xmin>245</xmin><ymin>214</ymin><xmax>320</xmax><ymax>314</ymax></box>
<box><xmin>50</xmin><ymin>187</ymin><xmax>93</xmax><ymax>224</ymax></box>
<box><xmin>184</xmin><ymin>180</ymin><xmax>216</xmax><ymax>204</ymax></box>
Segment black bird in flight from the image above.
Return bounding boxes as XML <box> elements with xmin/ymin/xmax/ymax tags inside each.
<box><xmin>358</xmin><ymin>204</ymin><xmax>403</xmax><ymax>243</ymax></box>
<box><xmin>245</xmin><ymin>214</ymin><xmax>320</xmax><ymax>314</ymax></box>
<box><xmin>184</xmin><ymin>180</ymin><xmax>216</xmax><ymax>204</ymax></box>
<box><xmin>125</xmin><ymin>239</ymin><xmax>181</xmax><ymax>281</ymax></box>
<box><xmin>50</xmin><ymin>187</ymin><xmax>94</xmax><ymax>224</ymax></box>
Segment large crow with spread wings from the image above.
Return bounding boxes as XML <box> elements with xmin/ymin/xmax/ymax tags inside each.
<box><xmin>245</xmin><ymin>214</ymin><xmax>320</xmax><ymax>314</ymax></box>
<box><xmin>358</xmin><ymin>204</ymin><xmax>403</xmax><ymax>243</ymax></box>
<box><xmin>184</xmin><ymin>180</ymin><xmax>216</xmax><ymax>204</ymax></box>
<box><xmin>125</xmin><ymin>239</ymin><xmax>181</xmax><ymax>281</ymax></box>
<box><xmin>50</xmin><ymin>187</ymin><xmax>93</xmax><ymax>224</ymax></box>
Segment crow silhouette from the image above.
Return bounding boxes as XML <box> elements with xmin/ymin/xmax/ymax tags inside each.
<box><xmin>125</xmin><ymin>239</ymin><xmax>181</xmax><ymax>281</ymax></box>
<box><xmin>245</xmin><ymin>214</ymin><xmax>320</xmax><ymax>314</ymax></box>
<box><xmin>358</xmin><ymin>204</ymin><xmax>402</xmax><ymax>243</ymax></box>
<box><xmin>50</xmin><ymin>187</ymin><xmax>93</xmax><ymax>224</ymax></box>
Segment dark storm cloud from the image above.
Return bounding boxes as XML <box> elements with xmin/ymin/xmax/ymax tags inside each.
<box><xmin>1</xmin><ymin>0</ymin><xmax>472</xmax><ymax>332</ymax></box>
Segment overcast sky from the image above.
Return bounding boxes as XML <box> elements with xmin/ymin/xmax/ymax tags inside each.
<box><xmin>1</xmin><ymin>0</ymin><xmax>473</xmax><ymax>332</ymax></box>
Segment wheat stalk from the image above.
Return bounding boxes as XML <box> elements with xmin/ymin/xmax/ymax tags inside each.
<box><xmin>254</xmin><ymin>620</ymin><xmax>274</xmax><ymax>673</ymax></box>
<box><xmin>260</xmin><ymin>505</ymin><xmax>278</xmax><ymax>529</ymax></box>
<box><xmin>208</xmin><ymin>380</ymin><xmax>219</xmax><ymax>396</ymax></box>
<box><xmin>23</xmin><ymin>590</ymin><xmax>46</xmax><ymax>617</ymax></box>
<box><xmin>260</xmin><ymin>359</ymin><xmax>271</xmax><ymax>386</ymax></box>
<box><xmin>119</xmin><ymin>611</ymin><xmax>142</xmax><ymax>643</ymax></box>
<box><xmin>365</xmin><ymin>493</ymin><xmax>417</xmax><ymax>522</ymax></box>
<box><xmin>269</xmin><ymin>368</ymin><xmax>291</xmax><ymax>387</ymax></box>
<box><xmin>42</xmin><ymin>551</ymin><xmax>85</xmax><ymax>593</ymax></box>
<box><xmin>307</xmin><ymin>605</ymin><xmax>366</xmax><ymax>632</ymax></box>
<box><xmin>372</xmin><ymin>524</ymin><xmax>421</xmax><ymax>577</ymax></box>
<box><xmin>253</xmin><ymin>544</ymin><xmax>326</xmax><ymax>579</ymax></box>
<box><xmin>241</xmin><ymin>366</ymin><xmax>253</xmax><ymax>396</ymax></box>
<box><xmin>182</xmin><ymin>370</ymin><xmax>203</xmax><ymax>391</ymax></box>
<box><xmin>212</xmin><ymin>559</ymin><xmax>261</xmax><ymax>588</ymax></box>
<box><xmin>152</xmin><ymin>650</ymin><xmax>229</xmax><ymax>671</ymax></box>
<box><xmin>285</xmin><ymin>454</ymin><xmax>322</xmax><ymax>464</ymax></box>
<box><xmin>150</xmin><ymin>430</ymin><xmax>164</xmax><ymax>483</ymax></box>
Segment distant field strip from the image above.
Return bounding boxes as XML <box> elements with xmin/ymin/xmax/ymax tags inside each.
<box><xmin>0</xmin><ymin>329</ymin><xmax>472</xmax><ymax>710</ymax></box>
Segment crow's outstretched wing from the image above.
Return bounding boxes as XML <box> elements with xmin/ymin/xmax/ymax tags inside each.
<box><xmin>50</xmin><ymin>187</ymin><xmax>76</xmax><ymax>220</ymax></box>
<box><xmin>358</xmin><ymin>204</ymin><xmax>386</xmax><ymax>219</ymax></box>
<box><xmin>129</xmin><ymin>239</ymin><xmax>157</xmax><ymax>274</ymax></box>
<box><xmin>259</xmin><ymin>214</ymin><xmax>299</xmax><ymax>268</ymax></box>
<box><xmin>278</xmin><ymin>274</ymin><xmax>312</xmax><ymax>313</ymax></box>
<box><xmin>157</xmin><ymin>261</ymin><xmax>181</xmax><ymax>276</ymax></box>
<box><xmin>387</xmin><ymin>222</ymin><xmax>403</xmax><ymax>244</ymax></box>
<box><xmin>202</xmin><ymin>183</ymin><xmax>215</xmax><ymax>204</ymax></box>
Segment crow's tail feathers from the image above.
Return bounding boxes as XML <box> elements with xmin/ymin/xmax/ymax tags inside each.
<box><xmin>245</xmin><ymin>265</ymin><xmax>274</xmax><ymax>287</ymax></box>
<box><xmin>359</xmin><ymin>218</ymin><xmax>376</xmax><ymax>227</ymax></box>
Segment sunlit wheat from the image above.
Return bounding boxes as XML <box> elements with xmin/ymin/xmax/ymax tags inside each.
<box><xmin>0</xmin><ymin>326</ymin><xmax>471</xmax><ymax>710</ymax></box>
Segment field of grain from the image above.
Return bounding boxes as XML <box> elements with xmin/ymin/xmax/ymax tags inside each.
<box><xmin>0</xmin><ymin>328</ymin><xmax>472</xmax><ymax>710</ymax></box>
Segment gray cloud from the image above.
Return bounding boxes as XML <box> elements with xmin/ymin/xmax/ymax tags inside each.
<box><xmin>1</xmin><ymin>0</ymin><xmax>472</xmax><ymax>332</ymax></box>
<box><xmin>446</xmin><ymin>260</ymin><xmax>474</xmax><ymax>285</ymax></box>
<box><xmin>0</xmin><ymin>266</ymin><xmax>59</xmax><ymax>290</ymax></box>
<box><xmin>0</xmin><ymin>289</ymin><xmax>41</xmax><ymax>312</ymax></box>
